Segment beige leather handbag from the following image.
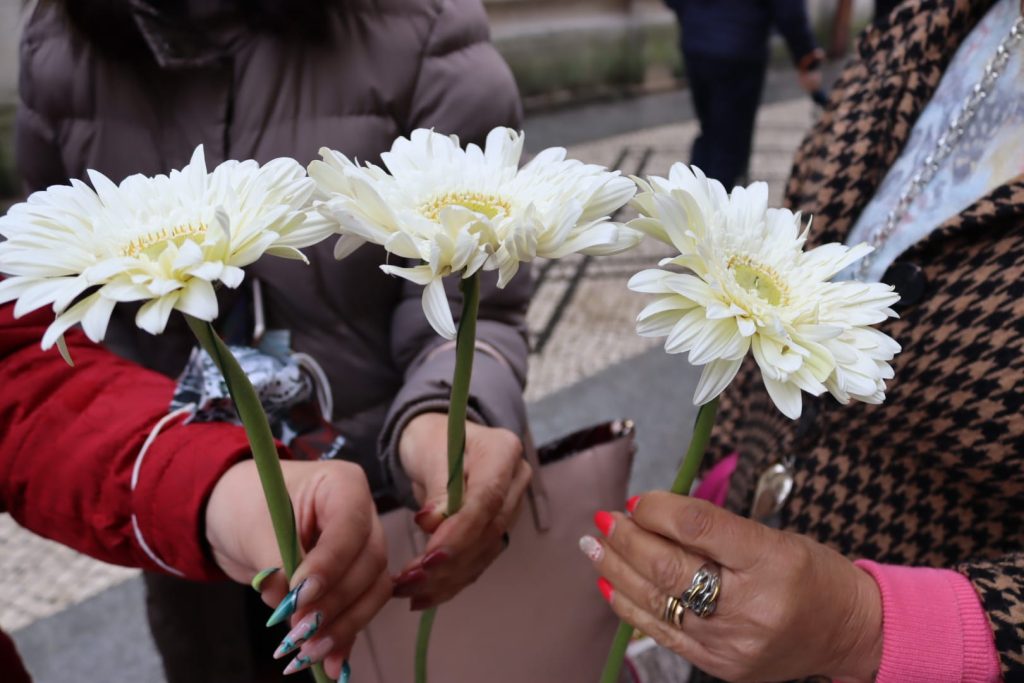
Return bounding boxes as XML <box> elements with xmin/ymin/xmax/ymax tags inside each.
<box><xmin>349</xmin><ymin>420</ymin><xmax>637</xmax><ymax>683</ymax></box>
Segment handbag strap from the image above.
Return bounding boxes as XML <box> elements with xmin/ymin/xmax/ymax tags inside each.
<box><xmin>522</xmin><ymin>429</ymin><xmax>552</xmax><ymax>533</ymax></box>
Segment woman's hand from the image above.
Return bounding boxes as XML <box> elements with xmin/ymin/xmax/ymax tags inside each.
<box><xmin>393</xmin><ymin>412</ymin><xmax>532</xmax><ymax>609</ymax></box>
<box><xmin>582</xmin><ymin>491</ymin><xmax>882</xmax><ymax>683</ymax></box>
<box><xmin>206</xmin><ymin>459</ymin><xmax>390</xmax><ymax>679</ymax></box>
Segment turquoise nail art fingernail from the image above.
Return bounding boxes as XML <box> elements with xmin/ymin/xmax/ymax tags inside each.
<box><xmin>282</xmin><ymin>653</ymin><xmax>313</xmax><ymax>675</ymax></box>
<box><xmin>251</xmin><ymin>567</ymin><xmax>280</xmax><ymax>593</ymax></box>
<box><xmin>340</xmin><ymin>660</ymin><xmax>351</xmax><ymax>683</ymax></box>
<box><xmin>274</xmin><ymin>612</ymin><xmax>322</xmax><ymax>659</ymax></box>
<box><xmin>266</xmin><ymin>579</ymin><xmax>306</xmax><ymax>627</ymax></box>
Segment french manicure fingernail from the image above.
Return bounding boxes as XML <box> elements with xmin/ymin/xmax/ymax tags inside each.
<box><xmin>339</xmin><ymin>660</ymin><xmax>351</xmax><ymax>683</ymax></box>
<box><xmin>598</xmin><ymin>578</ymin><xmax>614</xmax><ymax>603</ymax></box>
<box><xmin>578</xmin><ymin>535</ymin><xmax>604</xmax><ymax>562</ymax></box>
<box><xmin>626</xmin><ymin>495</ymin><xmax>640</xmax><ymax>514</ymax></box>
<box><xmin>251</xmin><ymin>567</ymin><xmax>280</xmax><ymax>593</ymax></box>
<box><xmin>422</xmin><ymin>549</ymin><xmax>450</xmax><ymax>569</ymax></box>
<box><xmin>594</xmin><ymin>510</ymin><xmax>614</xmax><ymax>537</ymax></box>
<box><xmin>267</xmin><ymin>577</ymin><xmax>320</xmax><ymax>627</ymax></box>
<box><xmin>273</xmin><ymin>611</ymin><xmax>323</xmax><ymax>659</ymax></box>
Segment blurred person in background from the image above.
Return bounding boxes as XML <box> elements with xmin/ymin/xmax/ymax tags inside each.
<box><xmin>586</xmin><ymin>0</ymin><xmax>1024</xmax><ymax>680</ymax></box>
<box><xmin>664</xmin><ymin>0</ymin><xmax>825</xmax><ymax>188</ymax></box>
<box><xmin>13</xmin><ymin>0</ymin><xmax>531</xmax><ymax>680</ymax></box>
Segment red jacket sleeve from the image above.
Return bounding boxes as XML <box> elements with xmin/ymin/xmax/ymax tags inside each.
<box><xmin>0</xmin><ymin>300</ymin><xmax>251</xmax><ymax>580</ymax></box>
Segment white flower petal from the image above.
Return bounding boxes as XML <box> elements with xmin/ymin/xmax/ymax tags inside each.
<box><xmin>136</xmin><ymin>293</ymin><xmax>181</xmax><ymax>335</ymax></box>
<box><xmin>693</xmin><ymin>357</ymin><xmax>744</xmax><ymax>405</ymax></box>
<box><xmin>174</xmin><ymin>278</ymin><xmax>219</xmax><ymax>321</ymax></box>
<box><xmin>381</xmin><ymin>264</ymin><xmax>434</xmax><ymax>286</ymax></box>
<box><xmin>628</xmin><ymin>269</ymin><xmax>676</xmax><ymax>294</ymax></box>
<box><xmin>80</xmin><ymin>294</ymin><xmax>116</xmax><ymax>342</ymax></box>
<box><xmin>763</xmin><ymin>374</ymin><xmax>803</xmax><ymax>419</ymax></box>
<box><xmin>421</xmin><ymin>278</ymin><xmax>456</xmax><ymax>340</ymax></box>
<box><xmin>333</xmin><ymin>235</ymin><xmax>366</xmax><ymax>260</ymax></box>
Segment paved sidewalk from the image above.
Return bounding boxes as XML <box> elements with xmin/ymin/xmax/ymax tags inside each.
<box><xmin>4</xmin><ymin>91</ymin><xmax>817</xmax><ymax>682</ymax></box>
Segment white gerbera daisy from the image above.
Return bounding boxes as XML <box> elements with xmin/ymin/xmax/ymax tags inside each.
<box><xmin>0</xmin><ymin>145</ymin><xmax>332</xmax><ymax>350</ymax></box>
<box><xmin>628</xmin><ymin>164</ymin><xmax>900</xmax><ymax>419</ymax></box>
<box><xmin>309</xmin><ymin>127</ymin><xmax>640</xmax><ymax>339</ymax></box>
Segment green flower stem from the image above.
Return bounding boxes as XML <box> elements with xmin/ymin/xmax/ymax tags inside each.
<box><xmin>415</xmin><ymin>605</ymin><xmax>438</xmax><ymax>683</ymax></box>
<box><xmin>185</xmin><ymin>316</ymin><xmax>331</xmax><ymax>683</ymax></box>
<box><xmin>414</xmin><ymin>272</ymin><xmax>481</xmax><ymax>683</ymax></box>
<box><xmin>599</xmin><ymin>397</ymin><xmax>720</xmax><ymax>683</ymax></box>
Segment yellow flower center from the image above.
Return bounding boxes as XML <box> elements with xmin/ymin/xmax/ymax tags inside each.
<box><xmin>121</xmin><ymin>222</ymin><xmax>207</xmax><ymax>258</ymax></box>
<box><xmin>728</xmin><ymin>255</ymin><xmax>789</xmax><ymax>306</ymax></box>
<box><xmin>420</xmin><ymin>191</ymin><xmax>510</xmax><ymax>221</ymax></box>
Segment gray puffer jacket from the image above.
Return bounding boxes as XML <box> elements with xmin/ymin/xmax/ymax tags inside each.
<box><xmin>15</xmin><ymin>0</ymin><xmax>529</xmax><ymax>504</ymax></box>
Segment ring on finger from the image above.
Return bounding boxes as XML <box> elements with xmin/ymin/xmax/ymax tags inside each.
<box><xmin>662</xmin><ymin>594</ymin><xmax>685</xmax><ymax>629</ymax></box>
<box><xmin>682</xmin><ymin>563</ymin><xmax>721</xmax><ymax>618</ymax></box>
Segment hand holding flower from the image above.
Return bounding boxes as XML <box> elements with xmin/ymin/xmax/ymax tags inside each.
<box><xmin>206</xmin><ymin>459</ymin><xmax>391</xmax><ymax>679</ymax></box>
<box><xmin>584</xmin><ymin>492</ymin><xmax>882</xmax><ymax>683</ymax></box>
<box><xmin>393</xmin><ymin>413</ymin><xmax>532</xmax><ymax>609</ymax></box>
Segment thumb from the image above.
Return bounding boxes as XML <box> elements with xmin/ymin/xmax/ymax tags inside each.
<box><xmin>413</xmin><ymin>466</ymin><xmax>451</xmax><ymax>534</ymax></box>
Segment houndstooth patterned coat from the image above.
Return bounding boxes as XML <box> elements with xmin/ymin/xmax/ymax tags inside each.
<box><xmin>714</xmin><ymin>0</ymin><xmax>1024</xmax><ymax>677</ymax></box>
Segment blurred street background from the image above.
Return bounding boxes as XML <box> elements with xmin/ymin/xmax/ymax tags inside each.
<box><xmin>0</xmin><ymin>0</ymin><xmax>869</xmax><ymax>680</ymax></box>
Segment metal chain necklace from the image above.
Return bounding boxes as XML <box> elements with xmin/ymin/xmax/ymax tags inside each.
<box><xmin>856</xmin><ymin>14</ymin><xmax>1024</xmax><ymax>279</ymax></box>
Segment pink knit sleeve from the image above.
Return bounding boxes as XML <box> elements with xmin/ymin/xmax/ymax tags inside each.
<box><xmin>854</xmin><ymin>560</ymin><xmax>1001</xmax><ymax>682</ymax></box>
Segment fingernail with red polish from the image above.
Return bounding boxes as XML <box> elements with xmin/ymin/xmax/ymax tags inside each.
<box><xmin>392</xmin><ymin>569</ymin><xmax>427</xmax><ymax>597</ymax></box>
<box><xmin>422</xmin><ymin>549</ymin><xmax>451</xmax><ymax>570</ymax></box>
<box><xmin>598</xmin><ymin>578</ymin><xmax>614</xmax><ymax>603</ymax></box>
<box><xmin>594</xmin><ymin>510</ymin><xmax>614</xmax><ymax>536</ymax></box>
<box><xmin>413</xmin><ymin>504</ymin><xmax>436</xmax><ymax>526</ymax></box>
<box><xmin>410</xmin><ymin>597</ymin><xmax>431</xmax><ymax>611</ymax></box>
<box><xmin>626</xmin><ymin>495</ymin><xmax>640</xmax><ymax>514</ymax></box>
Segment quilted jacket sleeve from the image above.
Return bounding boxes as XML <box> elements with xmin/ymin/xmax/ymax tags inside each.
<box><xmin>0</xmin><ymin>300</ymin><xmax>252</xmax><ymax>580</ymax></box>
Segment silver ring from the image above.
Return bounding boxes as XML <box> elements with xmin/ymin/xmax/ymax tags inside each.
<box><xmin>682</xmin><ymin>563</ymin><xmax>721</xmax><ymax>618</ymax></box>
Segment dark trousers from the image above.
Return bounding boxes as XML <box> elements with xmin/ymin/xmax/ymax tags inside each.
<box><xmin>144</xmin><ymin>571</ymin><xmax>307</xmax><ymax>683</ymax></box>
<box><xmin>684</xmin><ymin>52</ymin><xmax>768</xmax><ymax>189</ymax></box>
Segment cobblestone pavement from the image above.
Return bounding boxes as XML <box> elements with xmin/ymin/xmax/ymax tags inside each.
<box><xmin>1</xmin><ymin>94</ymin><xmax>816</xmax><ymax>673</ymax></box>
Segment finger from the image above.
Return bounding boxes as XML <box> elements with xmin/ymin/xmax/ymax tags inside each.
<box><xmin>598</xmin><ymin>576</ymin><xmax>706</xmax><ymax>666</ymax></box>
<box><xmin>287</xmin><ymin>461</ymin><xmax>376</xmax><ymax>594</ymax></box>
<box><xmin>630</xmin><ymin>491</ymin><xmax>768</xmax><ymax>569</ymax></box>
<box><xmin>584</xmin><ymin>517</ymin><xmax>706</xmax><ymax>619</ymax></box>
<box><xmin>252</xmin><ymin>567</ymin><xmax>291</xmax><ymax>610</ymax></box>
<box><xmin>271</xmin><ymin>527</ymin><xmax>386</xmax><ymax>660</ymax></box>
<box><xmin>279</xmin><ymin>571</ymin><xmax>392</xmax><ymax>676</ymax></box>
<box><xmin>496</xmin><ymin>458</ymin><xmax>532</xmax><ymax>531</ymax></box>
<box><xmin>432</xmin><ymin>429</ymin><xmax>521</xmax><ymax>541</ymax></box>
<box><xmin>403</xmin><ymin>455</ymin><xmax>528</xmax><ymax>592</ymax></box>
<box><xmin>402</xmin><ymin>533</ymin><xmax>506</xmax><ymax>609</ymax></box>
